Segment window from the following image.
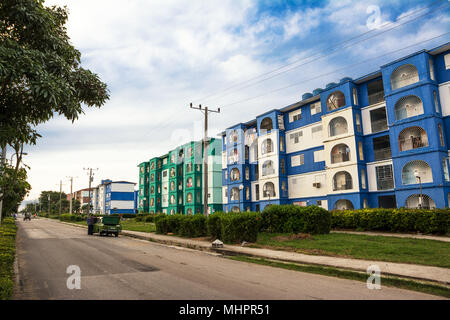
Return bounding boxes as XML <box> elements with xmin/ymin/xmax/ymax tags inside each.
<box><xmin>310</xmin><ymin>101</ymin><xmax>321</xmax><ymax>115</ymax></box>
<box><xmin>359</xmin><ymin>141</ymin><xmax>364</xmax><ymax>161</ymax></box>
<box><xmin>170</xmin><ymin>195</ymin><xmax>176</xmax><ymax>205</ymax></box>
<box><xmin>361</xmin><ymin>169</ymin><xmax>367</xmax><ymax>189</ymax></box>
<box><xmin>394</xmin><ymin>95</ymin><xmax>423</xmax><ymax>121</ymax></box>
<box><xmin>140</xmin><ymin>166</ymin><xmax>144</xmax><ymax>174</ymax></box>
<box><xmin>163</xmin><ymin>158</ymin><xmax>168</xmax><ymax>165</ymax></box>
<box><xmin>261</xmin><ymin>139</ymin><xmax>273</xmax><ymax>155</ymax></box>
<box><xmin>401</xmin><ymin>160</ymin><xmax>433</xmax><ymax>185</ymax></box>
<box><xmin>445</xmin><ymin>54</ymin><xmax>450</xmax><ymax>70</ymax></box>
<box><xmin>311</xmin><ymin>125</ymin><xmax>323</xmax><ymax>139</ymax></box>
<box><xmin>255</xmin><ymin>184</ymin><xmax>260</xmax><ymax>201</ymax></box>
<box><xmin>291</xmin><ymin>154</ymin><xmax>304</xmax><ymax>167</ymax></box>
<box><xmin>245</xmin><ymin>166</ymin><xmax>250</xmax><ymax>180</ymax></box>
<box><xmin>289</xmin><ymin>110</ymin><xmax>302</xmax><ymax>122</ymax></box>
<box><xmin>186</xmin><ymin>177</ymin><xmax>193</xmax><ymax>188</ymax></box>
<box><xmin>260</xmin><ymin>117</ymin><xmax>273</xmax><ymax>132</ymax></box>
<box><xmin>280</xmin><ymin>158</ymin><xmax>286</xmax><ymax>174</ymax></box>
<box><xmin>355</xmin><ymin>113</ymin><xmax>362</xmax><ymax>133</ymax></box>
<box><xmin>196</xmin><ymin>176</ymin><xmax>201</xmax><ymax>187</ymax></box>
<box><xmin>228</xmin><ymin>148</ymin><xmax>239</xmax><ymax>164</ymax></box>
<box><xmin>314</xmin><ymin>150</ymin><xmax>325</xmax><ymax>162</ymax></box>
<box><xmin>245</xmin><ymin>146</ymin><xmax>249</xmax><ymax>160</ymax></box>
<box><xmin>255</xmin><ymin>166</ymin><xmax>259</xmax><ymax>180</ymax></box>
<box><xmin>170</xmin><ymin>181</ymin><xmax>175</xmax><ymax>191</ymax></box>
<box><xmin>333</xmin><ymin>171</ymin><xmax>353</xmax><ymax>191</ymax></box>
<box><xmin>373</xmin><ymin>135</ymin><xmax>391</xmax><ymax>161</ymax></box>
<box><xmin>280</xmin><ymin>137</ymin><xmax>285</xmax><ymax>152</ymax></box>
<box><xmin>398</xmin><ymin>127</ymin><xmax>428</xmax><ymax>152</ymax></box>
<box><xmin>327</xmin><ymin>91</ymin><xmax>346</xmax><ymax>111</ymax></box>
<box><xmin>376</xmin><ymin>165</ymin><xmax>394</xmax><ymax>190</ymax></box>
<box><xmin>224</xmin><ymin>170</ymin><xmax>228</xmax><ymax>181</ymax></box>
<box><xmin>262</xmin><ymin>160</ymin><xmax>275</xmax><ymax>176</ymax></box>
<box><xmin>187</xmin><ymin>208</ymin><xmax>193</xmax><ymax>215</ymax></box>
<box><xmin>178</xmin><ymin>149</ymin><xmax>184</xmax><ymax>162</ymax></box>
<box><xmin>334</xmin><ymin>199</ymin><xmax>354</xmax><ymax>210</ymax></box>
<box><xmin>289</xmin><ymin>131</ymin><xmax>303</xmax><ymax>144</ymax></box>
<box><xmin>187</xmin><ymin>147</ymin><xmax>193</xmax><ymax>157</ymax></box>
<box><xmin>363</xmin><ymin>198</ymin><xmax>368</xmax><ymax>208</ymax></box>
<box><xmin>187</xmin><ymin>192</ymin><xmax>193</xmax><ymax>203</ymax></box>
<box><xmin>353</xmin><ymin>88</ymin><xmax>358</xmax><ymax>105</ymax></box>
<box><xmin>231</xmin><ymin>168</ymin><xmax>240</xmax><ymax>181</ymax></box>
<box><xmin>367</xmin><ymin>79</ymin><xmax>384</xmax><ymax>105</ymax></box>
<box><xmin>151</xmin><ymin>173</ymin><xmax>155</xmax><ymax>182</ymax></box>
<box><xmin>439</xmin><ymin>124</ymin><xmax>445</xmax><ymax>147</ymax></box>
<box><xmin>370</xmin><ymin>107</ymin><xmax>388</xmax><ymax>133</ymax></box>
<box><xmin>150</xmin><ymin>186</ymin><xmax>155</xmax><ymax>194</ymax></box>
<box><xmin>434</xmin><ymin>91</ymin><xmax>440</xmax><ymax>113</ymax></box>
<box><xmin>229</xmin><ymin>130</ymin><xmax>238</xmax><ymax>144</ymax></box>
<box><xmin>329</xmin><ymin>117</ymin><xmax>348</xmax><ymax>136</ymax></box>
<box><xmin>443</xmin><ymin>158</ymin><xmax>450</xmax><ymax>182</ymax></box>
<box><xmin>151</xmin><ymin>161</ymin><xmax>155</xmax><ymax>170</ymax></box>
<box><xmin>281</xmin><ymin>181</ymin><xmax>287</xmax><ymax>193</ymax></box>
<box><xmin>231</xmin><ymin>206</ymin><xmax>240</xmax><ymax>213</ymax></box>
<box><xmin>263</xmin><ymin>182</ymin><xmax>276</xmax><ymax>197</ymax></box>
<box><xmin>405</xmin><ymin>194</ymin><xmax>436</xmax><ymax>209</ymax></box>
<box><xmin>429</xmin><ymin>58</ymin><xmax>435</xmax><ymax>81</ymax></box>
<box><xmin>245</xmin><ymin>187</ymin><xmax>250</xmax><ymax>200</ymax></box>
<box><xmin>170</xmin><ymin>167</ymin><xmax>175</xmax><ymax>178</ymax></box>
<box><xmin>391</xmin><ymin>64</ymin><xmax>419</xmax><ymax>90</ymax></box>
<box><xmin>331</xmin><ymin>144</ymin><xmax>350</xmax><ymax>164</ymax></box>
<box><xmin>230</xmin><ymin>187</ymin><xmax>240</xmax><ymax>201</ymax></box>
<box><xmin>186</xmin><ymin>162</ymin><xmax>193</xmax><ymax>173</ymax></box>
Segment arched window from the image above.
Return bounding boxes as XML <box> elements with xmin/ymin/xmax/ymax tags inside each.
<box><xmin>178</xmin><ymin>149</ymin><xmax>184</xmax><ymax>162</ymax></box>
<box><xmin>186</xmin><ymin>177</ymin><xmax>193</xmax><ymax>188</ymax></box>
<box><xmin>151</xmin><ymin>173</ymin><xmax>155</xmax><ymax>182</ymax></box>
<box><xmin>333</xmin><ymin>171</ymin><xmax>353</xmax><ymax>191</ymax></box>
<box><xmin>327</xmin><ymin>91</ymin><xmax>346</xmax><ymax>111</ymax></box>
<box><xmin>231</xmin><ymin>168</ymin><xmax>240</xmax><ymax>181</ymax></box>
<box><xmin>186</xmin><ymin>192</ymin><xmax>193</xmax><ymax>203</ymax></box>
<box><xmin>170</xmin><ymin>209</ymin><xmax>175</xmax><ymax>215</ymax></box>
<box><xmin>263</xmin><ymin>182</ymin><xmax>276</xmax><ymax>197</ymax></box>
<box><xmin>170</xmin><ymin>195</ymin><xmax>176</xmax><ymax>205</ymax></box>
<box><xmin>170</xmin><ymin>167</ymin><xmax>176</xmax><ymax>178</ymax></box>
<box><xmin>150</xmin><ymin>198</ymin><xmax>154</xmax><ymax>206</ymax></box>
<box><xmin>150</xmin><ymin>186</ymin><xmax>155</xmax><ymax>194</ymax></box>
<box><xmin>334</xmin><ymin>199</ymin><xmax>354</xmax><ymax>210</ymax></box>
<box><xmin>261</xmin><ymin>139</ymin><xmax>273</xmax><ymax>155</ymax></box>
<box><xmin>187</xmin><ymin>147</ymin><xmax>193</xmax><ymax>157</ymax></box>
<box><xmin>231</xmin><ymin>206</ymin><xmax>240</xmax><ymax>213</ymax></box>
<box><xmin>260</xmin><ymin>117</ymin><xmax>273</xmax><ymax>132</ymax></box>
<box><xmin>391</xmin><ymin>64</ymin><xmax>419</xmax><ymax>90</ymax></box>
<box><xmin>230</xmin><ymin>187</ymin><xmax>240</xmax><ymax>201</ymax></box>
<box><xmin>331</xmin><ymin>144</ymin><xmax>350</xmax><ymax>164</ymax></box>
<box><xmin>187</xmin><ymin>208</ymin><xmax>193</xmax><ymax>215</ymax></box>
<box><xmin>401</xmin><ymin>160</ymin><xmax>433</xmax><ymax>185</ymax></box>
<box><xmin>170</xmin><ymin>181</ymin><xmax>175</xmax><ymax>191</ymax></box>
<box><xmin>405</xmin><ymin>194</ymin><xmax>436</xmax><ymax>209</ymax></box>
<box><xmin>398</xmin><ymin>126</ymin><xmax>428</xmax><ymax>152</ymax></box>
<box><xmin>262</xmin><ymin>160</ymin><xmax>275</xmax><ymax>176</ymax></box>
<box><xmin>394</xmin><ymin>95</ymin><xmax>423</xmax><ymax>121</ymax></box>
<box><xmin>329</xmin><ymin>117</ymin><xmax>348</xmax><ymax>136</ymax></box>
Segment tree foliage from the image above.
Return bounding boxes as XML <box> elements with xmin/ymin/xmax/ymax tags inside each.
<box><xmin>0</xmin><ymin>0</ymin><xmax>109</xmax><ymax>148</ymax></box>
<box><xmin>0</xmin><ymin>164</ymin><xmax>31</xmax><ymax>217</ymax></box>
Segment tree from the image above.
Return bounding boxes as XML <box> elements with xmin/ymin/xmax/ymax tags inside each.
<box><xmin>0</xmin><ymin>165</ymin><xmax>31</xmax><ymax>217</ymax></box>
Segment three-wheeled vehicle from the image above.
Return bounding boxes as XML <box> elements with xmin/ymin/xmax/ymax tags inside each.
<box><xmin>92</xmin><ymin>216</ymin><xmax>122</xmax><ymax>237</ymax></box>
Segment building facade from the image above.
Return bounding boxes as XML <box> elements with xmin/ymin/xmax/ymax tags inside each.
<box><xmin>91</xmin><ymin>179</ymin><xmax>137</xmax><ymax>215</ymax></box>
<box><xmin>221</xmin><ymin>43</ymin><xmax>450</xmax><ymax>212</ymax></box>
<box><xmin>67</xmin><ymin>188</ymin><xmax>93</xmax><ymax>213</ymax></box>
<box><xmin>138</xmin><ymin>139</ymin><xmax>223</xmax><ymax>215</ymax></box>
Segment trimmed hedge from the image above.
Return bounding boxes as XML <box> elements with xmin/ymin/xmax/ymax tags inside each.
<box><xmin>207</xmin><ymin>212</ymin><xmax>223</xmax><ymax>240</ymax></box>
<box><xmin>0</xmin><ymin>218</ymin><xmax>17</xmax><ymax>300</ymax></box>
<box><xmin>220</xmin><ymin>212</ymin><xmax>261</xmax><ymax>243</ymax></box>
<box><xmin>261</xmin><ymin>205</ymin><xmax>331</xmax><ymax>234</ymax></box>
<box><xmin>332</xmin><ymin>208</ymin><xmax>450</xmax><ymax>235</ymax></box>
<box><xmin>179</xmin><ymin>215</ymin><xmax>207</xmax><ymax>238</ymax></box>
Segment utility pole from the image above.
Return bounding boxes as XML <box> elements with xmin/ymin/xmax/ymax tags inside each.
<box><xmin>190</xmin><ymin>103</ymin><xmax>220</xmax><ymax>216</ymax></box>
<box><xmin>83</xmin><ymin>168</ymin><xmax>98</xmax><ymax>216</ymax></box>
<box><xmin>48</xmin><ymin>194</ymin><xmax>51</xmax><ymax>216</ymax></box>
<box><xmin>0</xmin><ymin>145</ymin><xmax>6</xmax><ymax>225</ymax></box>
<box><xmin>67</xmin><ymin>176</ymin><xmax>77</xmax><ymax>215</ymax></box>
<box><xmin>59</xmin><ymin>180</ymin><xmax>63</xmax><ymax>215</ymax></box>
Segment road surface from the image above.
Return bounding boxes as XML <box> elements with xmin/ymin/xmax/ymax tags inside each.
<box><xmin>12</xmin><ymin>218</ymin><xmax>441</xmax><ymax>300</ymax></box>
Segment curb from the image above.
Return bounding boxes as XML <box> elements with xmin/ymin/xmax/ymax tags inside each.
<box><xmin>42</xmin><ymin>217</ymin><xmax>450</xmax><ymax>285</ymax></box>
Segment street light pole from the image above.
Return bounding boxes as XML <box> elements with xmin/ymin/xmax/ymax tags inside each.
<box><xmin>67</xmin><ymin>176</ymin><xmax>77</xmax><ymax>215</ymax></box>
<box><xmin>414</xmin><ymin>170</ymin><xmax>423</xmax><ymax>208</ymax></box>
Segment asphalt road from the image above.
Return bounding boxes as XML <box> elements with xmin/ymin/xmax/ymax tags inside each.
<box><xmin>12</xmin><ymin>218</ymin><xmax>441</xmax><ymax>300</ymax></box>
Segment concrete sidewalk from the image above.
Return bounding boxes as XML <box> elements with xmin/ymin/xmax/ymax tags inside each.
<box><xmin>52</xmin><ymin>219</ymin><xmax>450</xmax><ymax>285</ymax></box>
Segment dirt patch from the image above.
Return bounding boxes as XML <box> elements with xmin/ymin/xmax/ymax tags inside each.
<box><xmin>272</xmin><ymin>233</ymin><xmax>313</xmax><ymax>242</ymax></box>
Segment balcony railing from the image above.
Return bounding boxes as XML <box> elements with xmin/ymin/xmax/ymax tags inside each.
<box><xmin>371</xmin><ymin>119</ymin><xmax>388</xmax><ymax>133</ymax></box>
<box><xmin>377</xmin><ymin>179</ymin><xmax>394</xmax><ymax>191</ymax></box>
<box><xmin>374</xmin><ymin>147</ymin><xmax>391</xmax><ymax>161</ymax></box>
<box><xmin>333</xmin><ymin>182</ymin><xmax>352</xmax><ymax>191</ymax></box>
<box><xmin>368</xmin><ymin>91</ymin><xmax>385</xmax><ymax>105</ymax></box>
<box><xmin>399</xmin><ymin>137</ymin><xmax>426</xmax><ymax>151</ymax></box>
<box><xmin>331</xmin><ymin>153</ymin><xmax>350</xmax><ymax>164</ymax></box>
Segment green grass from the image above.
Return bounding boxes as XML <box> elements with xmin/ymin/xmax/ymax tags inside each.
<box><xmin>253</xmin><ymin>232</ymin><xmax>450</xmax><ymax>268</ymax></box>
<box><xmin>229</xmin><ymin>256</ymin><xmax>450</xmax><ymax>298</ymax></box>
<box><xmin>0</xmin><ymin>218</ymin><xmax>17</xmax><ymax>300</ymax></box>
<box><xmin>120</xmin><ymin>219</ymin><xmax>156</xmax><ymax>233</ymax></box>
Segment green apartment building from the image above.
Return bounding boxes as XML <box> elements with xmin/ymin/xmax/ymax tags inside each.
<box><xmin>138</xmin><ymin>138</ymin><xmax>223</xmax><ymax>215</ymax></box>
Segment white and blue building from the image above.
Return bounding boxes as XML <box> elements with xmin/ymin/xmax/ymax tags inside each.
<box><xmin>91</xmin><ymin>179</ymin><xmax>137</xmax><ymax>215</ymax></box>
<box><xmin>221</xmin><ymin>42</ymin><xmax>450</xmax><ymax>212</ymax></box>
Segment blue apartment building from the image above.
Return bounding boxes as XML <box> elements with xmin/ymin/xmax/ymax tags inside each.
<box><xmin>221</xmin><ymin>42</ymin><xmax>450</xmax><ymax>212</ymax></box>
<box><xmin>91</xmin><ymin>179</ymin><xmax>137</xmax><ymax>215</ymax></box>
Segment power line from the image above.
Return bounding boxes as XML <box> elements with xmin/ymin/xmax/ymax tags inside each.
<box><xmin>199</xmin><ymin>1</ymin><xmax>449</xmax><ymax>104</ymax></box>
<box><xmin>219</xmin><ymin>32</ymin><xmax>450</xmax><ymax>108</ymax></box>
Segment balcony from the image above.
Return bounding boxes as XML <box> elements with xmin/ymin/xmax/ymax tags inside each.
<box><xmin>371</xmin><ymin>118</ymin><xmax>388</xmax><ymax>133</ymax></box>
<box><xmin>377</xmin><ymin>178</ymin><xmax>394</xmax><ymax>191</ymax></box>
<box><xmin>368</xmin><ymin>91</ymin><xmax>384</xmax><ymax>106</ymax></box>
<box><xmin>331</xmin><ymin>153</ymin><xmax>350</xmax><ymax>164</ymax></box>
<box><xmin>374</xmin><ymin>147</ymin><xmax>391</xmax><ymax>161</ymax></box>
<box><xmin>399</xmin><ymin>137</ymin><xmax>426</xmax><ymax>152</ymax></box>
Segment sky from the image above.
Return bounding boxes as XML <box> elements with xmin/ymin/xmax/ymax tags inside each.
<box><xmin>18</xmin><ymin>0</ymin><xmax>450</xmax><ymax>205</ymax></box>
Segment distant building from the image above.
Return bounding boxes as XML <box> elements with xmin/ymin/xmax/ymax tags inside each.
<box><xmin>67</xmin><ymin>188</ymin><xmax>94</xmax><ymax>212</ymax></box>
<box><xmin>91</xmin><ymin>179</ymin><xmax>137</xmax><ymax>215</ymax></box>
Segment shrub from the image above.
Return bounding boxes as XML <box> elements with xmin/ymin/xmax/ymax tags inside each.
<box><xmin>331</xmin><ymin>208</ymin><xmax>450</xmax><ymax>235</ymax></box>
<box><xmin>0</xmin><ymin>218</ymin><xmax>17</xmax><ymax>300</ymax></box>
<box><xmin>261</xmin><ymin>205</ymin><xmax>331</xmax><ymax>234</ymax></box>
<box><xmin>155</xmin><ymin>214</ymin><xmax>184</xmax><ymax>234</ymax></box>
<box><xmin>207</xmin><ymin>212</ymin><xmax>224</xmax><ymax>239</ymax></box>
<box><xmin>179</xmin><ymin>214</ymin><xmax>207</xmax><ymax>238</ymax></box>
<box><xmin>220</xmin><ymin>212</ymin><xmax>261</xmax><ymax>244</ymax></box>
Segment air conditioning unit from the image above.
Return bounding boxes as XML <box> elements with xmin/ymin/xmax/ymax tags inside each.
<box><xmin>313</xmin><ymin>182</ymin><xmax>321</xmax><ymax>188</ymax></box>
